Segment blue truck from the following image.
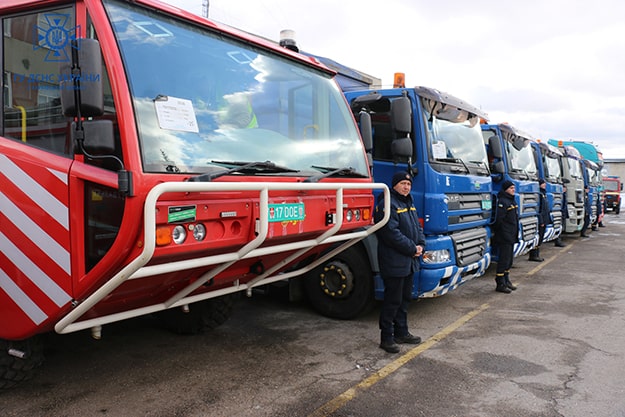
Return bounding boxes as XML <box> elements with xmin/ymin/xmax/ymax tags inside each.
<box><xmin>300</xmin><ymin>70</ymin><xmax>493</xmax><ymax>319</ymax></box>
<box><xmin>481</xmin><ymin>123</ymin><xmax>540</xmax><ymax>257</ymax></box>
<box><xmin>530</xmin><ymin>141</ymin><xmax>565</xmax><ymax>243</ymax></box>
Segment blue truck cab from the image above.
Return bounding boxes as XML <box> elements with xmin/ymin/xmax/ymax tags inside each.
<box><xmin>481</xmin><ymin>124</ymin><xmax>540</xmax><ymax>257</ymax></box>
<box><xmin>302</xmin><ymin>84</ymin><xmax>493</xmax><ymax>319</ymax></box>
<box><xmin>530</xmin><ymin>141</ymin><xmax>565</xmax><ymax>243</ymax></box>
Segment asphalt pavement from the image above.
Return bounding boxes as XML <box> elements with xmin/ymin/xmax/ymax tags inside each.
<box><xmin>2</xmin><ymin>212</ymin><xmax>625</xmax><ymax>417</ymax></box>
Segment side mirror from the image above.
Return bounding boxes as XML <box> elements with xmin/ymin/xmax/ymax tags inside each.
<box><xmin>391</xmin><ymin>137</ymin><xmax>413</xmax><ymax>159</ymax></box>
<box><xmin>60</xmin><ymin>38</ymin><xmax>104</xmax><ymax>117</ymax></box>
<box><xmin>488</xmin><ymin>135</ymin><xmax>502</xmax><ymax>159</ymax></box>
<box><xmin>492</xmin><ymin>160</ymin><xmax>505</xmax><ymax>174</ymax></box>
<box><xmin>391</xmin><ymin>96</ymin><xmax>411</xmax><ymax>134</ymax></box>
<box><xmin>358</xmin><ymin>111</ymin><xmax>372</xmax><ymax>152</ymax></box>
<box><xmin>358</xmin><ymin>111</ymin><xmax>373</xmax><ymax>168</ymax></box>
<box><xmin>72</xmin><ymin>120</ymin><xmax>115</xmax><ymax>154</ymax></box>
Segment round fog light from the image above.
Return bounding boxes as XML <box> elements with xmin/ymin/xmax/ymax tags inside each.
<box><xmin>172</xmin><ymin>225</ymin><xmax>187</xmax><ymax>244</ymax></box>
<box><xmin>192</xmin><ymin>223</ymin><xmax>206</xmax><ymax>241</ymax></box>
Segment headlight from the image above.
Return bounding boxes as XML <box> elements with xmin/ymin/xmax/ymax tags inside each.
<box><xmin>567</xmin><ymin>207</ymin><xmax>576</xmax><ymax>218</ymax></box>
<box><xmin>192</xmin><ymin>223</ymin><xmax>206</xmax><ymax>241</ymax></box>
<box><xmin>422</xmin><ymin>249</ymin><xmax>450</xmax><ymax>264</ymax></box>
<box><xmin>354</xmin><ymin>209</ymin><xmax>361</xmax><ymax>221</ymax></box>
<box><xmin>172</xmin><ymin>225</ymin><xmax>187</xmax><ymax>244</ymax></box>
<box><xmin>345</xmin><ymin>209</ymin><xmax>353</xmax><ymax>222</ymax></box>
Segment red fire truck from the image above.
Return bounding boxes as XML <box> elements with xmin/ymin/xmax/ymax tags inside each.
<box><xmin>0</xmin><ymin>0</ymin><xmax>388</xmax><ymax>388</ymax></box>
<box><xmin>603</xmin><ymin>176</ymin><xmax>622</xmax><ymax>214</ymax></box>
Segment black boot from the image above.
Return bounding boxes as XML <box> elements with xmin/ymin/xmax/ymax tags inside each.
<box><xmin>495</xmin><ymin>275</ymin><xmax>511</xmax><ymax>293</ymax></box>
<box><xmin>504</xmin><ymin>273</ymin><xmax>517</xmax><ymax>291</ymax></box>
<box><xmin>554</xmin><ymin>238</ymin><xmax>565</xmax><ymax>247</ymax></box>
<box><xmin>528</xmin><ymin>248</ymin><xmax>544</xmax><ymax>262</ymax></box>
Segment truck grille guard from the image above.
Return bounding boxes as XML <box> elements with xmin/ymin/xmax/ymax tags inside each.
<box><xmin>55</xmin><ymin>181</ymin><xmax>390</xmax><ymax>335</ymax></box>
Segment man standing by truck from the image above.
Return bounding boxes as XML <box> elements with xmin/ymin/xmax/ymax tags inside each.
<box><xmin>493</xmin><ymin>180</ymin><xmax>519</xmax><ymax>293</ymax></box>
<box><xmin>529</xmin><ymin>179</ymin><xmax>550</xmax><ymax>262</ymax></box>
<box><xmin>374</xmin><ymin>171</ymin><xmax>425</xmax><ymax>353</ymax></box>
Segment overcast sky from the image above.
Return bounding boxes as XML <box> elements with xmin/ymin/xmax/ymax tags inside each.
<box><xmin>162</xmin><ymin>0</ymin><xmax>625</xmax><ymax>160</ymax></box>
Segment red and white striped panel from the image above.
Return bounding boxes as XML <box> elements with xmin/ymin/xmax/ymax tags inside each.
<box><xmin>0</xmin><ymin>153</ymin><xmax>72</xmax><ymax>332</ymax></box>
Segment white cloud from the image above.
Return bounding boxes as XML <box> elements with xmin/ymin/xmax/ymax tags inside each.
<box><xmin>161</xmin><ymin>0</ymin><xmax>625</xmax><ymax>158</ymax></box>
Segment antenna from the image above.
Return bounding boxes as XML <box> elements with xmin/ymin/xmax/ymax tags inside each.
<box><xmin>202</xmin><ymin>0</ymin><xmax>209</xmax><ymax>17</ymax></box>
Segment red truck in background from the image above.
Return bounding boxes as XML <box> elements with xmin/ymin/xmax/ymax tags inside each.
<box><xmin>603</xmin><ymin>176</ymin><xmax>622</xmax><ymax>214</ymax></box>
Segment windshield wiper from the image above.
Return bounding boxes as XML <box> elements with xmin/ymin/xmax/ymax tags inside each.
<box><xmin>304</xmin><ymin>166</ymin><xmax>368</xmax><ymax>183</ymax></box>
<box><xmin>188</xmin><ymin>160</ymin><xmax>298</xmax><ymax>182</ymax></box>
<box><xmin>470</xmin><ymin>160</ymin><xmax>491</xmax><ymax>175</ymax></box>
<box><xmin>435</xmin><ymin>157</ymin><xmax>469</xmax><ymax>173</ymax></box>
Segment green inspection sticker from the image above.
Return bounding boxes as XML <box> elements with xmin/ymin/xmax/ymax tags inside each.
<box><xmin>268</xmin><ymin>203</ymin><xmax>305</xmax><ymax>223</ymax></box>
<box><xmin>481</xmin><ymin>199</ymin><xmax>492</xmax><ymax>210</ymax></box>
<box><xmin>168</xmin><ymin>205</ymin><xmax>197</xmax><ymax>223</ymax></box>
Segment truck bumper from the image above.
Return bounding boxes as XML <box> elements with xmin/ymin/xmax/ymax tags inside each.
<box><xmin>543</xmin><ymin>224</ymin><xmax>562</xmax><ymax>243</ymax></box>
<box><xmin>417</xmin><ymin>254</ymin><xmax>491</xmax><ymax>298</ymax></box>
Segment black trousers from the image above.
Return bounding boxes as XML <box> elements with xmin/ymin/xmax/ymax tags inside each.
<box><xmin>379</xmin><ymin>273</ymin><xmax>414</xmax><ymax>342</ymax></box>
<box><xmin>537</xmin><ymin>224</ymin><xmax>546</xmax><ymax>247</ymax></box>
<box><xmin>496</xmin><ymin>242</ymin><xmax>513</xmax><ymax>275</ymax></box>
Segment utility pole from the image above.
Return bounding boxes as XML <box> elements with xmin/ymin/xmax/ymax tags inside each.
<box><xmin>202</xmin><ymin>0</ymin><xmax>209</xmax><ymax>18</ymax></box>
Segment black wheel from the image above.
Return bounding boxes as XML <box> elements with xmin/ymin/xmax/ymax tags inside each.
<box><xmin>0</xmin><ymin>336</ymin><xmax>44</xmax><ymax>390</ymax></box>
<box><xmin>616</xmin><ymin>203</ymin><xmax>620</xmax><ymax>214</ymax></box>
<box><xmin>304</xmin><ymin>245</ymin><xmax>374</xmax><ymax>320</ymax></box>
<box><xmin>155</xmin><ymin>294</ymin><xmax>236</xmax><ymax>335</ymax></box>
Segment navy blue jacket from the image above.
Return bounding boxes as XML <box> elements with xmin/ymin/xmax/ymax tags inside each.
<box><xmin>374</xmin><ymin>189</ymin><xmax>426</xmax><ymax>277</ymax></box>
<box><xmin>538</xmin><ymin>188</ymin><xmax>550</xmax><ymax>225</ymax></box>
<box><xmin>493</xmin><ymin>189</ymin><xmax>519</xmax><ymax>244</ymax></box>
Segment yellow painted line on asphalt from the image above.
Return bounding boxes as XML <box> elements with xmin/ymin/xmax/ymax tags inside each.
<box><xmin>307</xmin><ymin>302</ymin><xmax>490</xmax><ymax>417</ymax></box>
<box><xmin>527</xmin><ymin>240</ymin><xmax>576</xmax><ymax>276</ymax></box>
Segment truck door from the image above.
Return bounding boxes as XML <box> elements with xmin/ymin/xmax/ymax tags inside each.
<box><xmin>1</xmin><ymin>6</ymin><xmax>124</xmax><ymax>339</ymax></box>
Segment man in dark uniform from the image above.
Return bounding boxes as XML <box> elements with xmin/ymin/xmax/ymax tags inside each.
<box><xmin>493</xmin><ymin>180</ymin><xmax>519</xmax><ymax>293</ymax></box>
<box><xmin>529</xmin><ymin>179</ymin><xmax>550</xmax><ymax>262</ymax></box>
<box><xmin>374</xmin><ymin>171</ymin><xmax>426</xmax><ymax>353</ymax></box>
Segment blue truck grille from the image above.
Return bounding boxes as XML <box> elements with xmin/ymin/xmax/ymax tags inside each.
<box><xmin>552</xmin><ymin>211</ymin><xmax>562</xmax><ymax>229</ymax></box>
<box><xmin>552</xmin><ymin>194</ymin><xmax>563</xmax><ymax>212</ymax></box>
<box><xmin>451</xmin><ymin>227</ymin><xmax>488</xmax><ymax>267</ymax></box>
<box><xmin>520</xmin><ymin>192</ymin><xmax>539</xmax><ymax>215</ymax></box>
<box><xmin>447</xmin><ymin>193</ymin><xmax>491</xmax><ymax>225</ymax></box>
<box><xmin>520</xmin><ymin>216</ymin><xmax>539</xmax><ymax>242</ymax></box>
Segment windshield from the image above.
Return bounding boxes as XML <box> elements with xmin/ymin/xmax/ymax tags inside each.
<box><xmin>588</xmin><ymin>168</ymin><xmax>601</xmax><ymax>186</ymax></box>
<box><xmin>505</xmin><ymin>140</ymin><xmax>537</xmax><ymax>179</ymax></box>
<box><xmin>544</xmin><ymin>155</ymin><xmax>562</xmax><ymax>182</ymax></box>
<box><xmin>426</xmin><ymin>112</ymin><xmax>488</xmax><ymax>172</ymax></box>
<box><xmin>568</xmin><ymin>158</ymin><xmax>583</xmax><ymax>179</ymax></box>
<box><xmin>604</xmin><ymin>180</ymin><xmax>620</xmax><ymax>191</ymax></box>
<box><xmin>104</xmin><ymin>0</ymin><xmax>367</xmax><ymax>176</ymax></box>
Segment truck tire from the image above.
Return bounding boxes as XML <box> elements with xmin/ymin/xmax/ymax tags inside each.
<box><xmin>304</xmin><ymin>245</ymin><xmax>374</xmax><ymax>320</ymax></box>
<box><xmin>0</xmin><ymin>336</ymin><xmax>44</xmax><ymax>390</ymax></box>
<box><xmin>155</xmin><ymin>294</ymin><xmax>236</xmax><ymax>335</ymax></box>
<box><xmin>616</xmin><ymin>202</ymin><xmax>620</xmax><ymax>214</ymax></box>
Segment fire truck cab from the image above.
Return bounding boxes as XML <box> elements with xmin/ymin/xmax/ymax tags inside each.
<box><xmin>0</xmin><ymin>0</ymin><xmax>387</xmax><ymax>388</ymax></box>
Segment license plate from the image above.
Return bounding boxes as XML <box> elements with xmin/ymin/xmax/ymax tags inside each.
<box><xmin>481</xmin><ymin>199</ymin><xmax>492</xmax><ymax>210</ymax></box>
<box><xmin>268</xmin><ymin>203</ymin><xmax>305</xmax><ymax>222</ymax></box>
